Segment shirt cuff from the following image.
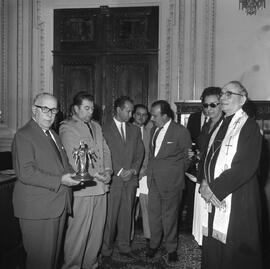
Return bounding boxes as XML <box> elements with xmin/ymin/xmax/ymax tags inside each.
<box><xmin>117</xmin><ymin>168</ymin><xmax>123</xmax><ymax>176</ymax></box>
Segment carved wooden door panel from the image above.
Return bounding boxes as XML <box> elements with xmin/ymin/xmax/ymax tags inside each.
<box><xmin>53</xmin><ymin>6</ymin><xmax>158</xmax><ymax>126</ymax></box>
<box><xmin>103</xmin><ymin>54</ymin><xmax>157</xmax><ymax>123</ymax></box>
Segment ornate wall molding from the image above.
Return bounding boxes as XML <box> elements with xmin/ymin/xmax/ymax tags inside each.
<box><xmin>0</xmin><ymin>0</ymin><xmax>8</xmax><ymax>124</ymax></box>
<box><xmin>190</xmin><ymin>0</ymin><xmax>197</xmax><ymax>99</ymax></box>
<box><xmin>36</xmin><ymin>0</ymin><xmax>46</xmax><ymax>91</ymax></box>
<box><xmin>17</xmin><ymin>0</ymin><xmax>24</xmax><ymax>126</ymax></box>
<box><xmin>178</xmin><ymin>0</ymin><xmax>185</xmax><ymax>100</ymax></box>
<box><xmin>165</xmin><ymin>0</ymin><xmax>176</xmax><ymax>102</ymax></box>
<box><xmin>202</xmin><ymin>0</ymin><xmax>216</xmax><ymax>87</ymax></box>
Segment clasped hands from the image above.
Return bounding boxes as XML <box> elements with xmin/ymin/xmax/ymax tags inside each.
<box><xmin>119</xmin><ymin>168</ymin><xmax>137</xmax><ymax>182</ymax></box>
<box><xmin>94</xmin><ymin>170</ymin><xmax>112</xmax><ymax>184</ymax></box>
<box><xmin>200</xmin><ymin>180</ymin><xmax>225</xmax><ymax>209</ymax></box>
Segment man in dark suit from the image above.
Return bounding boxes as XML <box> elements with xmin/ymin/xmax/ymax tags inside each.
<box><xmin>101</xmin><ymin>96</ymin><xmax>144</xmax><ymax>259</ymax></box>
<box><xmin>132</xmin><ymin>104</ymin><xmax>152</xmax><ymax>241</ymax></box>
<box><xmin>146</xmin><ymin>100</ymin><xmax>192</xmax><ymax>266</ymax></box>
<box><xmin>12</xmin><ymin>93</ymin><xmax>79</xmax><ymax>269</ymax></box>
<box><xmin>183</xmin><ymin>105</ymin><xmax>208</xmax><ymax>227</ymax></box>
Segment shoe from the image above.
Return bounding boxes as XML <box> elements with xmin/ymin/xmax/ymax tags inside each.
<box><xmin>145</xmin><ymin>248</ymin><xmax>158</xmax><ymax>259</ymax></box>
<box><xmin>168</xmin><ymin>251</ymin><xmax>178</xmax><ymax>263</ymax></box>
<box><xmin>101</xmin><ymin>255</ymin><xmax>111</xmax><ymax>263</ymax></box>
<box><xmin>119</xmin><ymin>251</ymin><xmax>137</xmax><ymax>259</ymax></box>
<box><xmin>162</xmin><ymin>251</ymin><xmax>180</xmax><ymax>267</ymax></box>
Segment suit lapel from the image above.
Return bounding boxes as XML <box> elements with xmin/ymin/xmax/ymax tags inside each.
<box><xmin>30</xmin><ymin>120</ymin><xmax>64</xmax><ymax>167</ymax></box>
<box><xmin>111</xmin><ymin>121</ymin><xmax>125</xmax><ymax>146</ymax></box>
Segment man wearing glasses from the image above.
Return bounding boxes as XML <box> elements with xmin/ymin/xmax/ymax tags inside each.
<box><xmin>200</xmin><ymin>81</ymin><xmax>263</xmax><ymax>268</ymax></box>
<box><xmin>12</xmin><ymin>92</ymin><xmax>79</xmax><ymax>269</ymax></box>
<box><xmin>183</xmin><ymin>89</ymin><xmax>212</xmax><ymax>230</ymax></box>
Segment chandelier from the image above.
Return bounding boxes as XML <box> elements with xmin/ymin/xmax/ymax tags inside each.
<box><xmin>239</xmin><ymin>0</ymin><xmax>266</xmax><ymax>15</ymax></box>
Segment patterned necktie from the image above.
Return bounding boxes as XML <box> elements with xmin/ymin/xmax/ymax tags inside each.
<box><xmin>152</xmin><ymin>127</ymin><xmax>163</xmax><ymax>152</ymax></box>
<box><xmin>84</xmin><ymin>122</ymin><xmax>94</xmax><ymax>140</ymax></box>
<box><xmin>45</xmin><ymin>130</ymin><xmax>62</xmax><ymax>164</ymax></box>
<box><xmin>120</xmin><ymin>123</ymin><xmax>125</xmax><ymax>142</ymax></box>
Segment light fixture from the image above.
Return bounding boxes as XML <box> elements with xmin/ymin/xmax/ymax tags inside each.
<box><xmin>239</xmin><ymin>0</ymin><xmax>266</xmax><ymax>15</ymax></box>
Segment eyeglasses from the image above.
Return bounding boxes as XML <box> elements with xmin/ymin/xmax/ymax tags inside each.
<box><xmin>220</xmin><ymin>91</ymin><xmax>243</xmax><ymax>98</ymax></box>
<box><xmin>35</xmin><ymin>105</ymin><xmax>59</xmax><ymax>114</ymax></box>
<box><xmin>135</xmin><ymin>112</ymin><xmax>148</xmax><ymax>117</ymax></box>
<box><xmin>202</xmin><ymin>102</ymin><xmax>220</xmax><ymax>109</ymax></box>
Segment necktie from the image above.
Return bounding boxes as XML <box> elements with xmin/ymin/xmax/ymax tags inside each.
<box><xmin>45</xmin><ymin>130</ymin><xmax>62</xmax><ymax>163</ymax></box>
<box><xmin>152</xmin><ymin>127</ymin><xmax>163</xmax><ymax>152</ymax></box>
<box><xmin>201</xmin><ymin>116</ymin><xmax>208</xmax><ymax>131</ymax></box>
<box><xmin>84</xmin><ymin>122</ymin><xmax>94</xmax><ymax>140</ymax></box>
<box><xmin>120</xmin><ymin>123</ymin><xmax>125</xmax><ymax>142</ymax></box>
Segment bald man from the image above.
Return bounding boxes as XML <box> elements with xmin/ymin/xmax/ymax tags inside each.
<box><xmin>12</xmin><ymin>93</ymin><xmax>79</xmax><ymax>269</ymax></box>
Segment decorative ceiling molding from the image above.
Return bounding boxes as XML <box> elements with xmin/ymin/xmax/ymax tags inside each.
<box><xmin>0</xmin><ymin>0</ymin><xmax>8</xmax><ymax>124</ymax></box>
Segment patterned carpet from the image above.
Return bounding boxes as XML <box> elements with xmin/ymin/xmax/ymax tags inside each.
<box><xmin>98</xmin><ymin>225</ymin><xmax>201</xmax><ymax>269</ymax></box>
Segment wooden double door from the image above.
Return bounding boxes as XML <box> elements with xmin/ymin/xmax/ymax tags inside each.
<box><xmin>53</xmin><ymin>6</ymin><xmax>158</xmax><ymax>125</ymax></box>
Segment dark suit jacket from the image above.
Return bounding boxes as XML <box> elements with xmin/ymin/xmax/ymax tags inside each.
<box><xmin>147</xmin><ymin>121</ymin><xmax>192</xmax><ymax>193</ymax></box>
<box><xmin>12</xmin><ymin>119</ymin><xmax>73</xmax><ymax>219</ymax></box>
<box><xmin>103</xmin><ymin>120</ymin><xmax>144</xmax><ymax>188</ymax></box>
<box><xmin>186</xmin><ymin>111</ymin><xmax>202</xmax><ymax>145</ymax></box>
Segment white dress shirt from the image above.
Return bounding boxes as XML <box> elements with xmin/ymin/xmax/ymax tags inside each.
<box><xmin>154</xmin><ymin>119</ymin><xmax>171</xmax><ymax>157</ymax></box>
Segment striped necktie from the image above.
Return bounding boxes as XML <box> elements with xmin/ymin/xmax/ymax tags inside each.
<box><xmin>152</xmin><ymin>127</ymin><xmax>163</xmax><ymax>152</ymax></box>
<box><xmin>120</xmin><ymin>123</ymin><xmax>125</xmax><ymax>142</ymax></box>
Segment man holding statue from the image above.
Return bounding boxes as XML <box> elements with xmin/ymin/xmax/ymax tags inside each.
<box><xmin>59</xmin><ymin>91</ymin><xmax>112</xmax><ymax>269</ymax></box>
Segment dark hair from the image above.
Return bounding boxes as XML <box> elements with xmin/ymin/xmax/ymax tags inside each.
<box><xmin>133</xmin><ymin>104</ymin><xmax>148</xmax><ymax>113</ymax></box>
<box><xmin>114</xmin><ymin>96</ymin><xmax>133</xmax><ymax>113</ymax></box>
<box><xmin>72</xmin><ymin>91</ymin><xmax>94</xmax><ymax>107</ymax></box>
<box><xmin>200</xmin><ymin>87</ymin><xmax>221</xmax><ymax>103</ymax></box>
<box><xmin>227</xmin><ymin>81</ymin><xmax>248</xmax><ymax>98</ymax></box>
<box><xmin>151</xmin><ymin>100</ymin><xmax>174</xmax><ymax>120</ymax></box>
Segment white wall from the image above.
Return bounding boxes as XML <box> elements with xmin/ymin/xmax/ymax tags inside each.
<box><xmin>215</xmin><ymin>0</ymin><xmax>270</xmax><ymax>100</ymax></box>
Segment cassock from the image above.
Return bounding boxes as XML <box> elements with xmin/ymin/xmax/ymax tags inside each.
<box><xmin>201</xmin><ymin>114</ymin><xmax>263</xmax><ymax>269</ymax></box>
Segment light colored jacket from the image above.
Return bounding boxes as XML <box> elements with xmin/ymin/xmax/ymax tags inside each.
<box><xmin>60</xmin><ymin>115</ymin><xmax>112</xmax><ymax>196</ymax></box>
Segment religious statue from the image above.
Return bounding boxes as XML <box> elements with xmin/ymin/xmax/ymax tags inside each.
<box><xmin>72</xmin><ymin>141</ymin><xmax>97</xmax><ymax>184</ymax></box>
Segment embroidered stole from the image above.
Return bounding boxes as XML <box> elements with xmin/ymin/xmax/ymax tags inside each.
<box><xmin>202</xmin><ymin>109</ymin><xmax>248</xmax><ymax>243</ymax></box>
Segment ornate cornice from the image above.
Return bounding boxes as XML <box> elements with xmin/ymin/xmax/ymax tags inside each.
<box><xmin>178</xmin><ymin>0</ymin><xmax>185</xmax><ymax>99</ymax></box>
<box><xmin>0</xmin><ymin>0</ymin><xmax>8</xmax><ymax>124</ymax></box>
<box><xmin>165</xmin><ymin>0</ymin><xmax>176</xmax><ymax>102</ymax></box>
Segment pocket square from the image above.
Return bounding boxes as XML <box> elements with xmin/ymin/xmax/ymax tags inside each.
<box><xmin>166</xmin><ymin>141</ymin><xmax>174</xmax><ymax>144</ymax></box>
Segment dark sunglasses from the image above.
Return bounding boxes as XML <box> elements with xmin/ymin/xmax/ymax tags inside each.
<box><xmin>202</xmin><ymin>102</ymin><xmax>220</xmax><ymax>109</ymax></box>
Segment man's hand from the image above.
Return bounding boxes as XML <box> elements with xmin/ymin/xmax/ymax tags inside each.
<box><xmin>61</xmin><ymin>173</ymin><xmax>80</xmax><ymax>187</ymax></box>
<box><xmin>120</xmin><ymin>169</ymin><xmax>136</xmax><ymax>182</ymax></box>
<box><xmin>200</xmin><ymin>180</ymin><xmax>223</xmax><ymax>208</ymax></box>
<box><xmin>139</xmin><ymin>167</ymin><xmax>146</xmax><ymax>179</ymax></box>
<box><xmin>94</xmin><ymin>170</ymin><xmax>112</xmax><ymax>184</ymax></box>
